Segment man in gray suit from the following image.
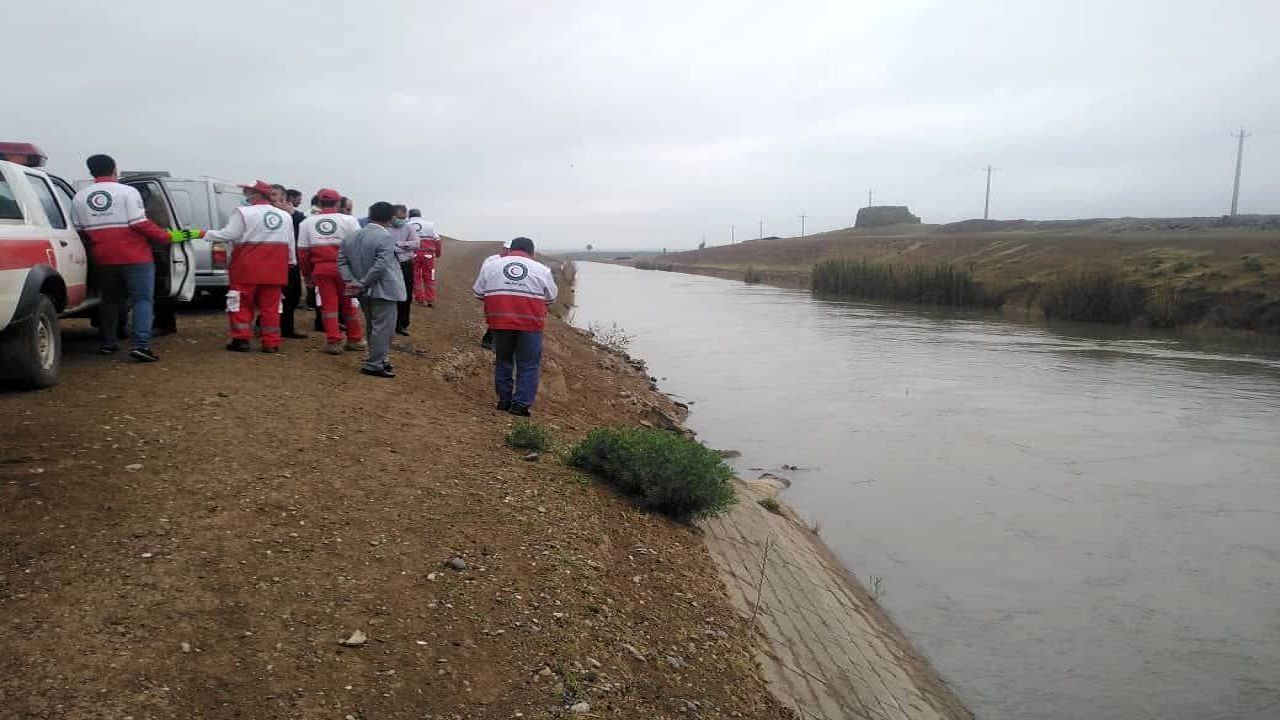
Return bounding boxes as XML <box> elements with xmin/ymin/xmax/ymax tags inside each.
<box><xmin>338</xmin><ymin>201</ymin><xmax>405</xmax><ymax>378</ymax></box>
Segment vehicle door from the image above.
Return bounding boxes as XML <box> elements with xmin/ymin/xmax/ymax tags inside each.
<box><xmin>121</xmin><ymin>176</ymin><xmax>196</xmax><ymax>302</ymax></box>
<box><xmin>27</xmin><ymin>173</ymin><xmax>91</xmax><ymax>309</ymax></box>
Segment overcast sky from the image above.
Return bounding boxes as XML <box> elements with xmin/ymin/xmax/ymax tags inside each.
<box><xmin>10</xmin><ymin>1</ymin><xmax>1279</xmax><ymax>250</ymax></box>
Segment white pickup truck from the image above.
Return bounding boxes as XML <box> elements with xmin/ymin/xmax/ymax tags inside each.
<box><xmin>0</xmin><ymin>151</ymin><xmax>195</xmax><ymax>388</ymax></box>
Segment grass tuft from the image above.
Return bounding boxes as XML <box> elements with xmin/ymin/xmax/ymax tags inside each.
<box><xmin>506</xmin><ymin>419</ymin><xmax>554</xmax><ymax>452</ymax></box>
<box><xmin>757</xmin><ymin>497</ymin><xmax>782</xmax><ymax>514</ymax></box>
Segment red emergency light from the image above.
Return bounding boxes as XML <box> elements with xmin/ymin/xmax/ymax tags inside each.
<box><xmin>0</xmin><ymin>142</ymin><xmax>48</xmax><ymax>168</ymax></box>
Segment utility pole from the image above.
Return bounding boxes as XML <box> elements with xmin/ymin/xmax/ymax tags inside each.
<box><xmin>866</xmin><ymin>189</ymin><xmax>874</xmax><ymax>208</ymax></box>
<box><xmin>1231</xmin><ymin>127</ymin><xmax>1251</xmax><ymax>216</ymax></box>
<box><xmin>983</xmin><ymin>165</ymin><xmax>994</xmax><ymax>220</ymax></box>
<box><xmin>700</xmin><ymin>233</ymin><xmax>707</xmax><ymax>249</ymax></box>
<box><xmin>731</xmin><ymin>224</ymin><xmax>736</xmax><ymax>244</ymax></box>
<box><xmin>799</xmin><ymin>214</ymin><xmax>807</xmax><ymax>238</ymax></box>
<box><xmin>759</xmin><ymin>219</ymin><xmax>763</xmax><ymax>240</ymax></box>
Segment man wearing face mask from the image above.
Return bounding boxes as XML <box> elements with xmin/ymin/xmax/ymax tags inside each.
<box><xmin>388</xmin><ymin>204</ymin><xmax>419</xmax><ymax>336</ymax></box>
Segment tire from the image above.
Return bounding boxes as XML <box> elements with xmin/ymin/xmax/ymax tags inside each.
<box><xmin>0</xmin><ymin>294</ymin><xmax>61</xmax><ymax>389</ymax></box>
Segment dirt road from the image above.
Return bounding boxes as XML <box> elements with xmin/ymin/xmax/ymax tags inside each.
<box><xmin>0</xmin><ymin>242</ymin><xmax>790</xmax><ymax>719</ymax></box>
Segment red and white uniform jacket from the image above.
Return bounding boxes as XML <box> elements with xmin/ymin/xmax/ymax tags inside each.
<box><xmin>71</xmin><ymin>178</ymin><xmax>171</xmax><ymax>265</ymax></box>
<box><xmin>296</xmin><ymin>211</ymin><xmax>361</xmax><ymax>278</ymax></box>
<box><xmin>472</xmin><ymin>250</ymin><xmax>558</xmax><ymax>331</ymax></box>
<box><xmin>409</xmin><ymin>218</ymin><xmax>442</xmax><ymax>258</ymax></box>
<box><xmin>206</xmin><ymin>201</ymin><xmax>296</xmax><ymax>286</ymax></box>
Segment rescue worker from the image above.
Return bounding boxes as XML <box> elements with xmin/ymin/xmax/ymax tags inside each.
<box><xmin>389</xmin><ymin>204</ymin><xmax>419</xmax><ymax>335</ymax></box>
<box><xmin>205</xmin><ymin>180</ymin><xmax>295</xmax><ymax>353</ymax></box>
<box><xmin>408</xmin><ymin>209</ymin><xmax>443</xmax><ymax>307</ymax></box>
<box><xmin>271</xmin><ymin>183</ymin><xmax>307</xmax><ymax>339</ymax></box>
<box><xmin>71</xmin><ymin>153</ymin><xmax>197</xmax><ymax>362</ymax></box>
<box><xmin>297</xmin><ymin>188</ymin><xmax>365</xmax><ymax>355</ymax></box>
<box><xmin>472</xmin><ymin>237</ymin><xmax>557</xmax><ymax>415</ymax></box>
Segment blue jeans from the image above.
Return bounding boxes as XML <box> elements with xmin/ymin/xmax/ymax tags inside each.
<box><xmin>98</xmin><ymin>262</ymin><xmax>155</xmax><ymax>350</ymax></box>
<box><xmin>491</xmin><ymin>329</ymin><xmax>543</xmax><ymax>408</ymax></box>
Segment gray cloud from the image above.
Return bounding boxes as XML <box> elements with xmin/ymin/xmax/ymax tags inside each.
<box><xmin>8</xmin><ymin>0</ymin><xmax>1279</xmax><ymax>250</ymax></box>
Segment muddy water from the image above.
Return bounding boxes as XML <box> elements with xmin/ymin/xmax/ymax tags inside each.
<box><xmin>570</xmin><ymin>261</ymin><xmax>1280</xmax><ymax>720</ymax></box>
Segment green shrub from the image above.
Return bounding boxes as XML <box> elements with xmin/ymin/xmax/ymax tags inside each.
<box><xmin>743</xmin><ymin>267</ymin><xmax>763</xmax><ymax>284</ymax></box>
<box><xmin>567</xmin><ymin>427</ymin><xmax>737</xmax><ymax>521</ymax></box>
<box><xmin>811</xmin><ymin>259</ymin><xmax>990</xmax><ymax>306</ymax></box>
<box><xmin>1242</xmin><ymin>255</ymin><xmax>1264</xmax><ymax>272</ymax></box>
<box><xmin>1038</xmin><ymin>267</ymin><xmax>1146</xmax><ymax>324</ymax></box>
<box><xmin>506</xmin><ymin>420</ymin><xmax>553</xmax><ymax>452</ymax></box>
<box><xmin>757</xmin><ymin>497</ymin><xmax>782</xmax><ymax>514</ymax></box>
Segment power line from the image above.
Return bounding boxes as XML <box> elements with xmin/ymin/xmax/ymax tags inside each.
<box><xmin>1231</xmin><ymin>127</ymin><xmax>1251</xmax><ymax>216</ymax></box>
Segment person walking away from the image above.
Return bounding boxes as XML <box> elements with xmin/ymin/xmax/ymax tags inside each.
<box><xmin>271</xmin><ymin>184</ymin><xmax>307</xmax><ymax>339</ymax></box>
<box><xmin>297</xmin><ymin>188</ymin><xmax>364</xmax><ymax>355</ymax></box>
<box><xmin>71</xmin><ymin>153</ymin><xmax>196</xmax><ymax>362</ymax></box>
<box><xmin>388</xmin><ymin>204</ymin><xmax>418</xmax><ymax>336</ymax></box>
<box><xmin>408</xmin><ymin>210</ymin><xmax>442</xmax><ymax>307</ymax></box>
<box><xmin>206</xmin><ymin>180</ymin><xmax>295</xmax><ymax>353</ymax></box>
<box><xmin>472</xmin><ymin>237</ymin><xmax>557</xmax><ymax>415</ymax></box>
<box><xmin>339</xmin><ymin>202</ymin><xmax>404</xmax><ymax>378</ymax></box>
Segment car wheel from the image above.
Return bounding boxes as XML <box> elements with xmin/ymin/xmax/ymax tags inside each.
<box><xmin>0</xmin><ymin>294</ymin><xmax>61</xmax><ymax>389</ymax></box>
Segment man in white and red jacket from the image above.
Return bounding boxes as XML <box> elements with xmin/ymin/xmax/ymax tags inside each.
<box><xmin>472</xmin><ymin>237</ymin><xmax>558</xmax><ymax>416</ymax></box>
<box><xmin>297</xmin><ymin>188</ymin><xmax>364</xmax><ymax>355</ymax></box>
<box><xmin>206</xmin><ymin>180</ymin><xmax>296</xmax><ymax>353</ymax></box>
<box><xmin>71</xmin><ymin>153</ymin><xmax>197</xmax><ymax>362</ymax></box>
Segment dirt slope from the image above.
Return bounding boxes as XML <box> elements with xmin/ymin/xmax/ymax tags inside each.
<box><xmin>0</xmin><ymin>242</ymin><xmax>790</xmax><ymax>719</ymax></box>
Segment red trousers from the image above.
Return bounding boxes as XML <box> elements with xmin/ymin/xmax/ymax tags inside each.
<box><xmin>312</xmin><ymin>268</ymin><xmax>364</xmax><ymax>344</ymax></box>
<box><xmin>413</xmin><ymin>252</ymin><xmax>436</xmax><ymax>304</ymax></box>
<box><xmin>228</xmin><ymin>283</ymin><xmax>283</xmax><ymax>348</ymax></box>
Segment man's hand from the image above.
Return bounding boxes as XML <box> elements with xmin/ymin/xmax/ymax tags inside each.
<box><xmin>344</xmin><ymin>281</ymin><xmax>363</xmax><ymax>297</ymax></box>
<box><xmin>167</xmin><ymin>228</ymin><xmax>205</xmax><ymax>244</ymax></box>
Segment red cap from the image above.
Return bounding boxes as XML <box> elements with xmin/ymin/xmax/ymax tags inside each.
<box><xmin>240</xmin><ymin>180</ymin><xmax>274</xmax><ymax>197</ymax></box>
<box><xmin>316</xmin><ymin>188</ymin><xmax>341</xmax><ymax>202</ymax></box>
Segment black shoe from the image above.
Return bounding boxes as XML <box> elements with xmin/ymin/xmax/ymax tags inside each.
<box><xmin>225</xmin><ymin>339</ymin><xmax>251</xmax><ymax>352</ymax></box>
<box><xmin>395</xmin><ymin>327</ymin><xmax>410</xmax><ymax>337</ymax></box>
<box><xmin>129</xmin><ymin>347</ymin><xmax>160</xmax><ymax>363</ymax></box>
<box><xmin>508</xmin><ymin>404</ymin><xmax>531</xmax><ymax>417</ymax></box>
<box><xmin>283</xmin><ymin>331</ymin><xmax>308</xmax><ymax>339</ymax></box>
<box><xmin>497</xmin><ymin>400</ymin><xmax>512</xmax><ymax>412</ymax></box>
<box><xmin>261</xmin><ymin>346</ymin><xmax>280</xmax><ymax>354</ymax></box>
<box><xmin>361</xmin><ymin>366</ymin><xmax>396</xmax><ymax>378</ymax></box>
<box><xmin>98</xmin><ymin>344</ymin><xmax>119</xmax><ymax>356</ymax></box>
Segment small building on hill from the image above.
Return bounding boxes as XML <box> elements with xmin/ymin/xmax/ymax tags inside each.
<box><xmin>856</xmin><ymin>205</ymin><xmax>921</xmax><ymax>229</ymax></box>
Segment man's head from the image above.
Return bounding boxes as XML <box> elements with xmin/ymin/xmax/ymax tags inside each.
<box><xmin>367</xmin><ymin>201</ymin><xmax>395</xmax><ymax>226</ymax></box>
<box><xmin>315</xmin><ymin>188</ymin><xmax>340</xmax><ymax>210</ymax></box>
<box><xmin>509</xmin><ymin>237</ymin><xmax>535</xmax><ymax>255</ymax></box>
<box><xmin>339</xmin><ymin>197</ymin><xmax>353</xmax><ymax>214</ymax></box>
<box><xmin>408</xmin><ymin>208</ymin><xmax>422</xmax><ymax>218</ymax></box>
<box><xmin>391</xmin><ymin>204</ymin><xmax>408</xmax><ymax>228</ymax></box>
<box><xmin>241</xmin><ymin>180</ymin><xmax>274</xmax><ymax>203</ymax></box>
<box><xmin>270</xmin><ymin>183</ymin><xmax>289</xmax><ymax>209</ymax></box>
<box><xmin>286</xmin><ymin>189</ymin><xmax>302</xmax><ymax>208</ymax></box>
<box><xmin>86</xmin><ymin>154</ymin><xmax>117</xmax><ymax>180</ymax></box>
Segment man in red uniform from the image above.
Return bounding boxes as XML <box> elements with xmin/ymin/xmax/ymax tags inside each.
<box><xmin>71</xmin><ymin>153</ymin><xmax>196</xmax><ymax>362</ymax></box>
<box><xmin>206</xmin><ymin>180</ymin><xmax>295</xmax><ymax>353</ymax></box>
<box><xmin>408</xmin><ymin>209</ymin><xmax>442</xmax><ymax>306</ymax></box>
<box><xmin>297</xmin><ymin>188</ymin><xmax>365</xmax><ymax>354</ymax></box>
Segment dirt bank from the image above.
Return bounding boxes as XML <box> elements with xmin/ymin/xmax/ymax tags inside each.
<box><xmin>0</xmin><ymin>242</ymin><xmax>796</xmax><ymax>719</ymax></box>
<box><xmin>634</xmin><ymin>222</ymin><xmax>1280</xmax><ymax>333</ymax></box>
